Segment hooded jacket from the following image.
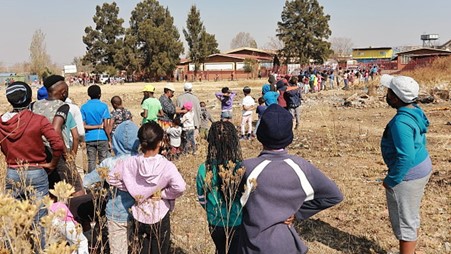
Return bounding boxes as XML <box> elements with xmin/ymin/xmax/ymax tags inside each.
<box><xmin>381</xmin><ymin>104</ymin><xmax>432</xmax><ymax>187</ymax></box>
<box><xmin>84</xmin><ymin>120</ymin><xmax>140</xmax><ymax>222</ymax></box>
<box><xmin>109</xmin><ymin>153</ymin><xmax>186</xmax><ymax>224</ymax></box>
<box><xmin>0</xmin><ymin>110</ymin><xmax>64</xmax><ymax>166</ymax></box>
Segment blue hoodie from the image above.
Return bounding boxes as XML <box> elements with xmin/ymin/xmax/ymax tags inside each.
<box><xmin>83</xmin><ymin>120</ymin><xmax>139</xmax><ymax>222</ymax></box>
<box><xmin>381</xmin><ymin>104</ymin><xmax>432</xmax><ymax>187</ymax></box>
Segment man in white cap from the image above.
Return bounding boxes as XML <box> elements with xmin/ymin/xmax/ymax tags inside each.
<box><xmin>176</xmin><ymin>82</ymin><xmax>201</xmax><ymax>133</ymax></box>
<box><xmin>380</xmin><ymin>74</ymin><xmax>432</xmax><ymax>254</ymax></box>
<box><xmin>159</xmin><ymin>83</ymin><xmax>185</xmax><ymax>124</ymax></box>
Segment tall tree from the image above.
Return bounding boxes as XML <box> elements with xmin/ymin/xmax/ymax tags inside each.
<box><xmin>277</xmin><ymin>0</ymin><xmax>331</xmax><ymax>65</ymax></box>
<box><xmin>82</xmin><ymin>2</ymin><xmax>124</xmax><ymax>74</ymax></box>
<box><xmin>230</xmin><ymin>32</ymin><xmax>257</xmax><ymax>49</ymax></box>
<box><xmin>124</xmin><ymin>0</ymin><xmax>184</xmax><ymax>81</ymax></box>
<box><xmin>29</xmin><ymin>29</ymin><xmax>51</xmax><ymax>77</ymax></box>
<box><xmin>330</xmin><ymin>37</ymin><xmax>353</xmax><ymax>57</ymax></box>
<box><xmin>183</xmin><ymin>5</ymin><xmax>219</xmax><ymax>76</ymax></box>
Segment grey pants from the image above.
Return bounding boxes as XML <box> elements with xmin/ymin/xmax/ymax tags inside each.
<box><xmin>86</xmin><ymin>140</ymin><xmax>110</xmax><ymax>173</ymax></box>
<box><xmin>289</xmin><ymin>106</ymin><xmax>301</xmax><ymax>127</ymax></box>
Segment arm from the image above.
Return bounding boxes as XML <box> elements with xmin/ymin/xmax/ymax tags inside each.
<box><xmin>215</xmin><ymin>92</ymin><xmax>222</xmax><ymax>100</ymax></box>
<box><xmin>383</xmin><ymin>120</ymin><xmax>416</xmax><ymax>188</ymax></box>
<box><xmin>103</xmin><ymin>118</ymin><xmax>112</xmax><ymax>144</ymax></box>
<box><xmin>161</xmin><ymin>164</ymin><xmax>186</xmax><ymax>200</ymax></box>
<box><xmin>107</xmin><ymin>159</ymin><xmax>127</xmax><ymax>191</ymax></box>
<box><xmin>141</xmin><ymin>109</ymin><xmax>148</xmax><ymax>119</ymax></box>
<box><xmin>296</xmin><ymin>161</ymin><xmax>343</xmax><ymax>220</ymax></box>
<box><xmin>40</xmin><ymin>117</ymin><xmax>65</xmax><ymax>171</ymax></box>
<box><xmin>70</xmin><ymin>127</ymin><xmax>79</xmax><ymax>155</ymax></box>
<box><xmin>196</xmin><ymin>164</ymin><xmax>207</xmax><ymax>209</ymax></box>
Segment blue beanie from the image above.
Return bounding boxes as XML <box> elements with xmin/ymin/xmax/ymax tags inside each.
<box><xmin>37</xmin><ymin>86</ymin><xmax>48</xmax><ymax>100</ymax></box>
<box><xmin>257</xmin><ymin>104</ymin><xmax>293</xmax><ymax>149</ymax></box>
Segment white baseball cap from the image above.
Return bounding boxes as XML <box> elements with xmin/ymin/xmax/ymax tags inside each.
<box><xmin>380</xmin><ymin>74</ymin><xmax>419</xmax><ymax>103</ymax></box>
<box><xmin>184</xmin><ymin>82</ymin><xmax>193</xmax><ymax>90</ymax></box>
<box><xmin>164</xmin><ymin>83</ymin><xmax>175</xmax><ymax>92</ymax></box>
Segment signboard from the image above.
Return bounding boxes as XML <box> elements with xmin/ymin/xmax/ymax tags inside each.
<box><xmin>63</xmin><ymin>65</ymin><xmax>77</xmax><ymax>74</ymax></box>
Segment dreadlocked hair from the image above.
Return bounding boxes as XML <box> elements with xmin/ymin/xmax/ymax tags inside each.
<box><xmin>206</xmin><ymin>121</ymin><xmax>242</xmax><ymax>199</ymax></box>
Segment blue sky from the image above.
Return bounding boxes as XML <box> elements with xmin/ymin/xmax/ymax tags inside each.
<box><xmin>1</xmin><ymin>0</ymin><xmax>450</xmax><ymax>66</ymax></box>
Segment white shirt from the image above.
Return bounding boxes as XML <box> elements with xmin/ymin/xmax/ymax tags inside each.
<box><xmin>181</xmin><ymin>111</ymin><xmax>195</xmax><ymax>130</ymax></box>
<box><xmin>241</xmin><ymin>95</ymin><xmax>255</xmax><ymax>116</ymax></box>
<box><xmin>166</xmin><ymin>126</ymin><xmax>182</xmax><ymax>147</ymax></box>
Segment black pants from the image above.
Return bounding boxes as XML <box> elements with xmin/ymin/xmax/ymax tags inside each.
<box><xmin>137</xmin><ymin>213</ymin><xmax>171</xmax><ymax>254</ymax></box>
<box><xmin>209</xmin><ymin>225</ymin><xmax>240</xmax><ymax>254</ymax></box>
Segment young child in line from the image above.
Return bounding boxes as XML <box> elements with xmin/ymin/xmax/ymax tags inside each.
<box><xmin>83</xmin><ymin>120</ymin><xmax>139</xmax><ymax>254</ymax></box>
<box><xmin>166</xmin><ymin>117</ymin><xmax>183</xmax><ymax>160</ymax></box>
<box><xmin>215</xmin><ymin>87</ymin><xmax>236</xmax><ymax>121</ymax></box>
<box><xmin>109</xmin><ymin>121</ymin><xmax>186</xmax><ymax>254</ymax></box>
<box><xmin>49</xmin><ymin>182</ymin><xmax>89</xmax><ymax>254</ymax></box>
<box><xmin>254</xmin><ymin>97</ymin><xmax>267</xmax><ymax>136</ymax></box>
<box><xmin>110</xmin><ymin>96</ymin><xmax>132</xmax><ymax>134</ymax></box>
<box><xmin>199</xmin><ymin>101</ymin><xmax>213</xmax><ymax>140</ymax></box>
<box><xmin>240</xmin><ymin>86</ymin><xmax>256</xmax><ymax>140</ymax></box>
<box><xmin>181</xmin><ymin>101</ymin><xmax>196</xmax><ymax>154</ymax></box>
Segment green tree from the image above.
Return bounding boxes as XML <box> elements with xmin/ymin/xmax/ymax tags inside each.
<box><xmin>125</xmin><ymin>0</ymin><xmax>184</xmax><ymax>81</ymax></box>
<box><xmin>230</xmin><ymin>32</ymin><xmax>258</xmax><ymax>49</ymax></box>
<box><xmin>183</xmin><ymin>5</ymin><xmax>219</xmax><ymax>76</ymax></box>
<box><xmin>29</xmin><ymin>29</ymin><xmax>51</xmax><ymax>78</ymax></box>
<box><xmin>82</xmin><ymin>2</ymin><xmax>124</xmax><ymax>75</ymax></box>
<box><xmin>277</xmin><ymin>0</ymin><xmax>331</xmax><ymax>65</ymax></box>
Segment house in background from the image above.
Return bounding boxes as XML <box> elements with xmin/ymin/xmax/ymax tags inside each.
<box><xmin>351</xmin><ymin>47</ymin><xmax>397</xmax><ymax>70</ymax></box>
<box><xmin>395</xmin><ymin>47</ymin><xmax>451</xmax><ymax>71</ymax></box>
<box><xmin>177</xmin><ymin>47</ymin><xmax>275</xmax><ymax>81</ymax></box>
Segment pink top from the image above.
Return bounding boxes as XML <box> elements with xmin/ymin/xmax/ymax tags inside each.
<box><xmin>109</xmin><ymin>154</ymin><xmax>186</xmax><ymax>224</ymax></box>
<box><xmin>49</xmin><ymin>202</ymin><xmax>77</xmax><ymax>224</ymax></box>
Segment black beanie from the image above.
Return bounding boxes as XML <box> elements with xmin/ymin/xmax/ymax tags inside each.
<box><xmin>257</xmin><ymin>104</ymin><xmax>293</xmax><ymax>149</ymax></box>
<box><xmin>6</xmin><ymin>81</ymin><xmax>32</xmax><ymax>108</ymax></box>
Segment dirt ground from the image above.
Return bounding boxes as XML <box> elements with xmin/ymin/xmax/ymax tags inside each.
<box><xmin>0</xmin><ymin>79</ymin><xmax>449</xmax><ymax>253</ymax></box>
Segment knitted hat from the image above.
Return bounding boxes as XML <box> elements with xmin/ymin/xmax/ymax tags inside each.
<box><xmin>37</xmin><ymin>86</ymin><xmax>48</xmax><ymax>100</ymax></box>
<box><xmin>6</xmin><ymin>81</ymin><xmax>32</xmax><ymax>108</ymax></box>
<box><xmin>257</xmin><ymin>104</ymin><xmax>293</xmax><ymax>149</ymax></box>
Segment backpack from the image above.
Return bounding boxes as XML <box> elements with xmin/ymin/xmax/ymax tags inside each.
<box><xmin>284</xmin><ymin>87</ymin><xmax>302</xmax><ymax>108</ymax></box>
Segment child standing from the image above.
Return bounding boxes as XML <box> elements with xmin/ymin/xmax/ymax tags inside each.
<box><xmin>166</xmin><ymin>118</ymin><xmax>183</xmax><ymax>159</ymax></box>
<box><xmin>253</xmin><ymin>97</ymin><xmax>267</xmax><ymax>136</ymax></box>
<box><xmin>199</xmin><ymin>101</ymin><xmax>213</xmax><ymax>140</ymax></box>
<box><xmin>83</xmin><ymin>120</ymin><xmax>140</xmax><ymax>254</ymax></box>
<box><xmin>110</xmin><ymin>96</ymin><xmax>133</xmax><ymax>134</ymax></box>
<box><xmin>215</xmin><ymin>87</ymin><xmax>236</xmax><ymax>121</ymax></box>
<box><xmin>109</xmin><ymin>121</ymin><xmax>186</xmax><ymax>254</ymax></box>
<box><xmin>181</xmin><ymin>101</ymin><xmax>196</xmax><ymax>154</ymax></box>
<box><xmin>240</xmin><ymin>86</ymin><xmax>256</xmax><ymax>140</ymax></box>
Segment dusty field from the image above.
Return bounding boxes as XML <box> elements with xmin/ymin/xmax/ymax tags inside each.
<box><xmin>0</xmin><ymin>79</ymin><xmax>449</xmax><ymax>253</ymax></box>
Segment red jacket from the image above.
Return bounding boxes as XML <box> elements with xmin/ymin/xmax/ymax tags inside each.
<box><xmin>0</xmin><ymin>110</ymin><xmax>65</xmax><ymax>166</ymax></box>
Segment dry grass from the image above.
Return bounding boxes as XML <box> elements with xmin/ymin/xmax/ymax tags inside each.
<box><xmin>0</xmin><ymin>70</ymin><xmax>450</xmax><ymax>253</ymax></box>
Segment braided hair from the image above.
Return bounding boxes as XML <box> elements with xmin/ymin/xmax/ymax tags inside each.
<box><xmin>206</xmin><ymin>121</ymin><xmax>242</xmax><ymax>199</ymax></box>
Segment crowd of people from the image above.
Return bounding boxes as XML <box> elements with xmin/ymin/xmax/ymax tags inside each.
<box><xmin>0</xmin><ymin>72</ymin><xmax>432</xmax><ymax>254</ymax></box>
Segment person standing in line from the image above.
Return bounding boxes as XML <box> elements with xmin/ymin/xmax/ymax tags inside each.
<box><xmin>199</xmin><ymin>101</ymin><xmax>214</xmax><ymax>140</ymax></box>
<box><xmin>181</xmin><ymin>101</ymin><xmax>196</xmax><ymax>154</ymax></box>
<box><xmin>0</xmin><ymin>81</ymin><xmax>65</xmax><ymax>247</ymax></box>
<box><xmin>141</xmin><ymin>84</ymin><xmax>163</xmax><ymax>125</ymax></box>
<box><xmin>215</xmin><ymin>87</ymin><xmax>236</xmax><ymax>121</ymax></box>
<box><xmin>285</xmin><ymin>76</ymin><xmax>303</xmax><ymax>130</ymax></box>
<box><xmin>109</xmin><ymin>121</ymin><xmax>186</xmax><ymax>254</ymax></box>
<box><xmin>240</xmin><ymin>86</ymin><xmax>256</xmax><ymax>140</ymax></box>
<box><xmin>65</xmin><ymin>97</ymin><xmax>86</xmax><ymax>150</ymax></box>
<box><xmin>328</xmin><ymin>70</ymin><xmax>335</xmax><ymax>89</ymax></box>
<box><xmin>32</xmin><ymin>75</ymin><xmax>83</xmax><ymax>196</ymax></box>
<box><xmin>176</xmin><ymin>83</ymin><xmax>201</xmax><ymax>138</ymax></box>
<box><xmin>80</xmin><ymin>84</ymin><xmax>111</xmax><ymax>173</ymax></box>
<box><xmin>109</xmin><ymin>95</ymin><xmax>132</xmax><ymax>134</ymax></box>
<box><xmin>238</xmin><ymin>104</ymin><xmax>343</xmax><ymax>254</ymax></box>
<box><xmin>197</xmin><ymin>121</ymin><xmax>243</xmax><ymax>254</ymax></box>
<box><xmin>380</xmin><ymin>75</ymin><xmax>432</xmax><ymax>254</ymax></box>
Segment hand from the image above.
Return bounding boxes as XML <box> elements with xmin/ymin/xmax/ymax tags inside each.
<box><xmin>284</xmin><ymin>214</ymin><xmax>295</xmax><ymax>227</ymax></box>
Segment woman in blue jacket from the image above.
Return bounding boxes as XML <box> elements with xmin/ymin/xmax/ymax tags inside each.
<box><xmin>380</xmin><ymin>75</ymin><xmax>432</xmax><ymax>254</ymax></box>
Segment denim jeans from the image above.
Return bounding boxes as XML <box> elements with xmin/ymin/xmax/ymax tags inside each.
<box><xmin>6</xmin><ymin>167</ymin><xmax>48</xmax><ymax>247</ymax></box>
<box><xmin>86</xmin><ymin>140</ymin><xmax>110</xmax><ymax>173</ymax></box>
<box><xmin>183</xmin><ymin>129</ymin><xmax>196</xmax><ymax>154</ymax></box>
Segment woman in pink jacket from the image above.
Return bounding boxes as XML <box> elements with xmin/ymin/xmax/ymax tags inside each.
<box><xmin>109</xmin><ymin>121</ymin><xmax>186</xmax><ymax>254</ymax></box>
